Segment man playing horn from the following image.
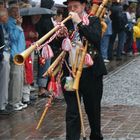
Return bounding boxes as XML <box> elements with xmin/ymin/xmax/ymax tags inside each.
<box><xmin>59</xmin><ymin>0</ymin><xmax>107</xmax><ymax>139</ymax></box>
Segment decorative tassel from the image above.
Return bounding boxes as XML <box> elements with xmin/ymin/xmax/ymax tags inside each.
<box><xmin>84</xmin><ymin>53</ymin><xmax>94</xmax><ymax>66</ymax></box>
<box><xmin>62</xmin><ymin>37</ymin><xmax>72</xmax><ymax>51</ymax></box>
<box><xmin>47</xmin><ymin>76</ymin><xmax>57</xmax><ymax>95</ymax></box>
<box><xmin>42</xmin><ymin>44</ymin><xmax>54</xmax><ymax>60</ymax></box>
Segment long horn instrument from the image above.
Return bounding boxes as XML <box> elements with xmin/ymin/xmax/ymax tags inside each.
<box><xmin>73</xmin><ymin>0</ymin><xmax>108</xmax><ymax>90</ymax></box>
<box><xmin>43</xmin><ymin>51</ymin><xmax>66</xmax><ymax>77</ymax></box>
<box><xmin>14</xmin><ymin>15</ymin><xmax>71</xmax><ymax>65</ymax></box>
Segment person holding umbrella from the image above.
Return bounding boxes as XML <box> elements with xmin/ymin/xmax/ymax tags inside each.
<box><xmin>19</xmin><ymin>2</ymin><xmax>57</xmax><ymax>98</ymax></box>
<box><xmin>21</xmin><ymin>3</ymin><xmax>42</xmax><ymax>104</ymax></box>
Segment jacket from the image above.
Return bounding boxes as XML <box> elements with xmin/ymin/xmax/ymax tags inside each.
<box><xmin>64</xmin><ymin>16</ymin><xmax>107</xmax><ymax>77</ymax></box>
<box><xmin>5</xmin><ymin>17</ymin><xmax>26</xmax><ymax>61</ymax></box>
<box><xmin>133</xmin><ymin>21</ymin><xmax>140</xmax><ymax>41</ymax></box>
<box><xmin>22</xmin><ymin>17</ymin><xmax>38</xmax><ymax>84</ymax></box>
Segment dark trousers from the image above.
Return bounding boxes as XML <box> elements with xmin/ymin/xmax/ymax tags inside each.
<box><xmin>63</xmin><ymin>67</ymin><xmax>103</xmax><ymax>140</ymax></box>
<box><xmin>108</xmin><ymin>30</ymin><xmax>126</xmax><ymax>59</ymax></box>
<box><xmin>124</xmin><ymin>31</ymin><xmax>133</xmax><ymax>53</ymax></box>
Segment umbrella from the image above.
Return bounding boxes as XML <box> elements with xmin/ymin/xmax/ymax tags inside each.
<box><xmin>20</xmin><ymin>7</ymin><xmax>56</xmax><ymax>16</ymax></box>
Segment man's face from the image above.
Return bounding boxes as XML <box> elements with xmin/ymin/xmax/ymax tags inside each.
<box><xmin>0</xmin><ymin>11</ymin><xmax>8</xmax><ymax>24</ymax></box>
<box><xmin>31</xmin><ymin>15</ymin><xmax>42</xmax><ymax>24</ymax></box>
<box><xmin>9</xmin><ymin>7</ymin><xmax>20</xmax><ymax>19</ymax></box>
<box><xmin>67</xmin><ymin>1</ymin><xmax>85</xmax><ymax>15</ymax></box>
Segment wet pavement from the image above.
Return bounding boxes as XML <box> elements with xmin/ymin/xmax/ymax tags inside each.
<box><xmin>0</xmin><ymin>55</ymin><xmax>140</xmax><ymax>140</ymax></box>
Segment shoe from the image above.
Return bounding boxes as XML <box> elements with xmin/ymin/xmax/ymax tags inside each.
<box><xmin>0</xmin><ymin>109</ymin><xmax>12</xmax><ymax>115</ymax></box>
<box><xmin>104</xmin><ymin>59</ymin><xmax>110</xmax><ymax>63</ymax></box>
<box><xmin>18</xmin><ymin>101</ymin><xmax>28</xmax><ymax>109</ymax></box>
<box><xmin>13</xmin><ymin>103</ymin><xmax>23</xmax><ymax>111</ymax></box>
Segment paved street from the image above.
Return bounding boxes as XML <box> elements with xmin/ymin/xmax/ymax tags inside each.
<box><xmin>0</xmin><ymin>56</ymin><xmax>140</xmax><ymax>140</ymax></box>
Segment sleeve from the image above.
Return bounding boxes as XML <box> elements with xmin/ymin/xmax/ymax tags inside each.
<box><xmin>77</xmin><ymin>16</ymin><xmax>102</xmax><ymax>44</ymax></box>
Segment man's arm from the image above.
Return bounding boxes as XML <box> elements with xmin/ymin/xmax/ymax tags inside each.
<box><xmin>77</xmin><ymin>16</ymin><xmax>102</xmax><ymax>44</ymax></box>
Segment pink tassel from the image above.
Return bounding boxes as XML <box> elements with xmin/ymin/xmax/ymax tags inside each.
<box><xmin>62</xmin><ymin>37</ymin><xmax>72</xmax><ymax>51</ymax></box>
<box><xmin>84</xmin><ymin>53</ymin><xmax>94</xmax><ymax>66</ymax></box>
<box><xmin>42</xmin><ymin>44</ymin><xmax>54</xmax><ymax>60</ymax></box>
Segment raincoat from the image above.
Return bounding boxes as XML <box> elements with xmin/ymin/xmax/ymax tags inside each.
<box><xmin>6</xmin><ymin>17</ymin><xmax>26</xmax><ymax>61</ymax></box>
<box><xmin>133</xmin><ymin>21</ymin><xmax>140</xmax><ymax>41</ymax></box>
<box><xmin>133</xmin><ymin>19</ymin><xmax>140</xmax><ymax>51</ymax></box>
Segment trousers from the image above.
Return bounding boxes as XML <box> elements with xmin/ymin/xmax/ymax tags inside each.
<box><xmin>63</xmin><ymin>67</ymin><xmax>103</xmax><ymax>140</ymax></box>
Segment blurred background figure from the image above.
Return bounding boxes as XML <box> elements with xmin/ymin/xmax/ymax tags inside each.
<box><xmin>0</xmin><ymin>8</ymin><xmax>12</xmax><ymax>115</ymax></box>
<box><xmin>108</xmin><ymin>0</ymin><xmax>127</xmax><ymax>60</ymax></box>
<box><xmin>100</xmin><ymin>8</ymin><xmax>112</xmax><ymax>63</ymax></box>
<box><xmin>21</xmin><ymin>4</ymin><xmax>42</xmax><ymax>103</ymax></box>
<box><xmin>35</xmin><ymin>0</ymin><xmax>55</xmax><ymax>98</ymax></box>
<box><xmin>6</xmin><ymin>3</ymin><xmax>27</xmax><ymax>111</ymax></box>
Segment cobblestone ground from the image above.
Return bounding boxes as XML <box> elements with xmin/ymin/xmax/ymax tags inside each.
<box><xmin>0</xmin><ymin>56</ymin><xmax>140</xmax><ymax>140</ymax></box>
<box><xmin>101</xmin><ymin>56</ymin><xmax>140</xmax><ymax>140</ymax></box>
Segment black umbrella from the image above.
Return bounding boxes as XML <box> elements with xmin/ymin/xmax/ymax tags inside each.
<box><xmin>20</xmin><ymin>7</ymin><xmax>56</xmax><ymax>16</ymax></box>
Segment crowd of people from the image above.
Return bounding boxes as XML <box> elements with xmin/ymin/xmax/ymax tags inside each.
<box><xmin>0</xmin><ymin>0</ymin><xmax>64</xmax><ymax>114</ymax></box>
<box><xmin>101</xmin><ymin>0</ymin><xmax>140</xmax><ymax>63</ymax></box>
<box><xmin>0</xmin><ymin>0</ymin><xmax>140</xmax><ymax>139</ymax></box>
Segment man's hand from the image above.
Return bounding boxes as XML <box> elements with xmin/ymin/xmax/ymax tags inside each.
<box><xmin>69</xmin><ymin>12</ymin><xmax>82</xmax><ymax>24</ymax></box>
<box><xmin>29</xmin><ymin>31</ymin><xmax>38</xmax><ymax>38</ymax></box>
<box><xmin>57</xmin><ymin>25</ymin><xmax>68</xmax><ymax>37</ymax></box>
<box><xmin>16</xmin><ymin>16</ymin><xmax>23</xmax><ymax>25</ymax></box>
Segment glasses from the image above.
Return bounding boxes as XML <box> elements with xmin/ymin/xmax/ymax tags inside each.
<box><xmin>68</xmin><ymin>4</ymin><xmax>81</xmax><ymax>11</ymax></box>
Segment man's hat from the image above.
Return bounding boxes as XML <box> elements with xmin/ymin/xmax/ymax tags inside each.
<box><xmin>63</xmin><ymin>0</ymin><xmax>87</xmax><ymax>5</ymax></box>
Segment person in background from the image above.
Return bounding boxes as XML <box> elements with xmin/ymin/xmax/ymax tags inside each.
<box><xmin>35</xmin><ymin>10</ymin><xmax>63</xmax><ymax>97</ymax></box>
<box><xmin>0</xmin><ymin>8</ymin><xmax>12</xmax><ymax>115</ymax></box>
<box><xmin>133</xmin><ymin>18</ymin><xmax>140</xmax><ymax>51</ymax></box>
<box><xmin>100</xmin><ymin>8</ymin><xmax>112</xmax><ymax>63</ymax></box>
<box><xmin>6</xmin><ymin>3</ymin><xmax>27</xmax><ymax>111</ymax></box>
<box><xmin>129</xmin><ymin>3</ymin><xmax>139</xmax><ymax>55</ymax></box>
<box><xmin>108</xmin><ymin>0</ymin><xmax>127</xmax><ymax>60</ymax></box>
<box><xmin>136</xmin><ymin>1</ymin><xmax>140</xmax><ymax>20</ymax></box>
<box><xmin>22</xmin><ymin>11</ymin><xmax>42</xmax><ymax>104</ymax></box>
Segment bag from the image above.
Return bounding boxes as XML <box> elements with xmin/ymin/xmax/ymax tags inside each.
<box><xmin>64</xmin><ymin>76</ymin><xmax>74</xmax><ymax>91</ymax></box>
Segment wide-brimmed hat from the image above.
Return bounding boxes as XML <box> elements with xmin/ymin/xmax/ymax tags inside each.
<box><xmin>63</xmin><ymin>0</ymin><xmax>87</xmax><ymax>5</ymax></box>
